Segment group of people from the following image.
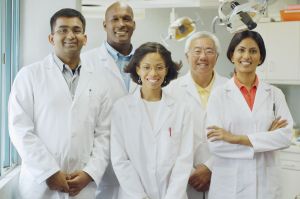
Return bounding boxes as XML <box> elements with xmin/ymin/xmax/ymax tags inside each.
<box><xmin>8</xmin><ymin>1</ymin><xmax>294</xmax><ymax>199</ymax></box>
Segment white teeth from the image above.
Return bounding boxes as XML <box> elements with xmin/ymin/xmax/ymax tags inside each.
<box><xmin>241</xmin><ymin>61</ymin><xmax>251</xmax><ymax>65</ymax></box>
<box><xmin>148</xmin><ymin>79</ymin><xmax>158</xmax><ymax>83</ymax></box>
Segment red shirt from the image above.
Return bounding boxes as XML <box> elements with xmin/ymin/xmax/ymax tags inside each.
<box><xmin>234</xmin><ymin>75</ymin><xmax>259</xmax><ymax>111</ymax></box>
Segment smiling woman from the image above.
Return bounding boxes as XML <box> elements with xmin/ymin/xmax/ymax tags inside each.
<box><xmin>0</xmin><ymin>0</ymin><xmax>20</xmax><ymax>178</ymax></box>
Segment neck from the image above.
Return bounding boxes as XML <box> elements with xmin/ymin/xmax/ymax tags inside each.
<box><xmin>192</xmin><ymin>71</ymin><xmax>213</xmax><ymax>88</ymax></box>
<box><xmin>57</xmin><ymin>53</ymin><xmax>80</xmax><ymax>69</ymax></box>
<box><xmin>236</xmin><ymin>72</ymin><xmax>256</xmax><ymax>89</ymax></box>
<box><xmin>140</xmin><ymin>87</ymin><xmax>162</xmax><ymax>101</ymax></box>
<box><xmin>109</xmin><ymin>41</ymin><xmax>132</xmax><ymax>55</ymax></box>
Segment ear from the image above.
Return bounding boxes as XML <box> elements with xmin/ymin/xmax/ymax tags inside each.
<box><xmin>133</xmin><ymin>20</ymin><xmax>136</xmax><ymax>31</ymax></box>
<box><xmin>83</xmin><ymin>34</ymin><xmax>87</xmax><ymax>46</ymax></box>
<box><xmin>103</xmin><ymin>21</ymin><xmax>106</xmax><ymax>30</ymax></box>
<box><xmin>136</xmin><ymin>66</ymin><xmax>140</xmax><ymax>76</ymax></box>
<box><xmin>48</xmin><ymin>34</ymin><xmax>55</xmax><ymax>46</ymax></box>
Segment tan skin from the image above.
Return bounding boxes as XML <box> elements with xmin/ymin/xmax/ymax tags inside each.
<box><xmin>136</xmin><ymin>53</ymin><xmax>167</xmax><ymax>101</ymax></box>
<box><xmin>103</xmin><ymin>2</ymin><xmax>135</xmax><ymax>55</ymax></box>
<box><xmin>46</xmin><ymin>16</ymin><xmax>92</xmax><ymax>196</ymax></box>
<box><xmin>186</xmin><ymin>37</ymin><xmax>220</xmax><ymax>192</ymax></box>
<box><xmin>207</xmin><ymin>37</ymin><xmax>288</xmax><ymax>146</ymax></box>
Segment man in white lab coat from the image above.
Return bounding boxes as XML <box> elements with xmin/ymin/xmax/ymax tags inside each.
<box><xmin>8</xmin><ymin>8</ymin><xmax>111</xmax><ymax>199</ymax></box>
<box><xmin>166</xmin><ymin>31</ymin><xmax>228</xmax><ymax>199</ymax></box>
<box><xmin>81</xmin><ymin>1</ymin><xmax>138</xmax><ymax>199</ymax></box>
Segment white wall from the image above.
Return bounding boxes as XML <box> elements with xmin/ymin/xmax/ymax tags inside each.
<box><xmin>20</xmin><ymin>0</ymin><xmax>80</xmax><ymax>66</ymax></box>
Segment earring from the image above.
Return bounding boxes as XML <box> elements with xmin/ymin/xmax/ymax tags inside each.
<box><xmin>163</xmin><ymin>78</ymin><xmax>167</xmax><ymax>85</ymax></box>
<box><xmin>138</xmin><ymin>76</ymin><xmax>141</xmax><ymax>84</ymax></box>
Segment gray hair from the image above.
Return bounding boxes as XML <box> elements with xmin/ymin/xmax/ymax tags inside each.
<box><xmin>184</xmin><ymin>31</ymin><xmax>221</xmax><ymax>55</ymax></box>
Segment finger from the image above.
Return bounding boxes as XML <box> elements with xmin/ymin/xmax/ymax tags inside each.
<box><xmin>207</xmin><ymin>125</ymin><xmax>219</xmax><ymax>130</ymax></box>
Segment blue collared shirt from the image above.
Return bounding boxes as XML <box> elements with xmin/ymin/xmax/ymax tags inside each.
<box><xmin>105</xmin><ymin>41</ymin><xmax>134</xmax><ymax>91</ymax></box>
<box><xmin>53</xmin><ymin>53</ymin><xmax>81</xmax><ymax>99</ymax></box>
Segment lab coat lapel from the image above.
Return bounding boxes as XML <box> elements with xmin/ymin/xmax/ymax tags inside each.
<box><xmin>100</xmin><ymin>44</ymin><xmax>127</xmax><ymax>91</ymax></box>
<box><xmin>73</xmin><ymin>62</ymin><xmax>93</xmax><ymax>103</ymax></box>
<box><xmin>180</xmin><ymin>72</ymin><xmax>202</xmax><ymax>107</ymax></box>
<box><xmin>46</xmin><ymin>54</ymin><xmax>72</xmax><ymax>100</ymax></box>
<box><xmin>226</xmin><ymin>79</ymin><xmax>252</xmax><ymax>114</ymax></box>
<box><xmin>153</xmin><ymin>92</ymin><xmax>174</xmax><ymax>137</ymax></box>
<box><xmin>131</xmin><ymin>89</ymin><xmax>152</xmax><ymax>133</ymax></box>
<box><xmin>252</xmin><ymin>82</ymin><xmax>271</xmax><ymax>114</ymax></box>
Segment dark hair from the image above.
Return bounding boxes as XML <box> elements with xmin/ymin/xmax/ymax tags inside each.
<box><xmin>124</xmin><ymin>42</ymin><xmax>182</xmax><ymax>87</ymax></box>
<box><xmin>226</xmin><ymin>30</ymin><xmax>266</xmax><ymax>66</ymax></box>
<box><xmin>50</xmin><ymin>8</ymin><xmax>86</xmax><ymax>33</ymax></box>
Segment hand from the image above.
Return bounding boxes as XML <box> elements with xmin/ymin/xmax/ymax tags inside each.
<box><xmin>46</xmin><ymin>171</ymin><xmax>69</xmax><ymax>193</ymax></box>
<box><xmin>207</xmin><ymin>126</ymin><xmax>236</xmax><ymax>143</ymax></box>
<box><xmin>268</xmin><ymin>117</ymin><xmax>288</xmax><ymax>131</ymax></box>
<box><xmin>67</xmin><ymin>170</ymin><xmax>93</xmax><ymax>197</ymax></box>
<box><xmin>188</xmin><ymin>164</ymin><xmax>211</xmax><ymax>192</ymax></box>
<box><xmin>207</xmin><ymin>126</ymin><xmax>252</xmax><ymax>146</ymax></box>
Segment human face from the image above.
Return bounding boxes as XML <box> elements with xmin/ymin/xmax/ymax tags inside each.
<box><xmin>136</xmin><ymin>53</ymin><xmax>168</xmax><ymax>92</ymax></box>
<box><xmin>231</xmin><ymin>37</ymin><xmax>261</xmax><ymax>75</ymax></box>
<box><xmin>103</xmin><ymin>3</ymin><xmax>135</xmax><ymax>46</ymax></box>
<box><xmin>186</xmin><ymin>37</ymin><xmax>217</xmax><ymax>78</ymax></box>
<box><xmin>49</xmin><ymin>17</ymin><xmax>87</xmax><ymax>57</ymax></box>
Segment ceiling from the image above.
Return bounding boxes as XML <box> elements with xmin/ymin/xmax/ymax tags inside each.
<box><xmin>81</xmin><ymin>0</ymin><xmax>218</xmax><ymax>18</ymax></box>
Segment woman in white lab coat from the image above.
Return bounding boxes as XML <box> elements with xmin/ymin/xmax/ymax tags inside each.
<box><xmin>111</xmin><ymin>42</ymin><xmax>193</xmax><ymax>199</ymax></box>
<box><xmin>206</xmin><ymin>30</ymin><xmax>294</xmax><ymax>199</ymax></box>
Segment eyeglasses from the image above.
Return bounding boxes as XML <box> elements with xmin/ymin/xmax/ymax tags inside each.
<box><xmin>139</xmin><ymin>65</ymin><xmax>167</xmax><ymax>73</ymax></box>
<box><xmin>189</xmin><ymin>48</ymin><xmax>216</xmax><ymax>56</ymax></box>
<box><xmin>54</xmin><ymin>27</ymin><xmax>84</xmax><ymax>36</ymax></box>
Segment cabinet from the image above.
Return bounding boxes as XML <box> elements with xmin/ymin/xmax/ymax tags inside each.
<box><xmin>279</xmin><ymin>146</ymin><xmax>300</xmax><ymax>198</ymax></box>
<box><xmin>255</xmin><ymin>22</ymin><xmax>300</xmax><ymax>84</ymax></box>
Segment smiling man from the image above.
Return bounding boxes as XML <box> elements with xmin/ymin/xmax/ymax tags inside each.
<box><xmin>166</xmin><ymin>31</ymin><xmax>228</xmax><ymax>199</ymax></box>
<box><xmin>81</xmin><ymin>1</ymin><xmax>138</xmax><ymax>199</ymax></box>
<box><xmin>8</xmin><ymin>8</ymin><xmax>112</xmax><ymax>199</ymax></box>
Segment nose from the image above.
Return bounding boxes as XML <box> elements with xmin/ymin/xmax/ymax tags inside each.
<box><xmin>242</xmin><ymin>51</ymin><xmax>251</xmax><ymax>59</ymax></box>
<box><xmin>149</xmin><ymin>68</ymin><xmax>159</xmax><ymax>75</ymax></box>
<box><xmin>66</xmin><ymin>30</ymin><xmax>76</xmax><ymax>39</ymax></box>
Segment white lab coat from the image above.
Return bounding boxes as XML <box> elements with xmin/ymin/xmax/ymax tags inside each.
<box><xmin>165</xmin><ymin>72</ymin><xmax>228</xmax><ymax>199</ymax></box>
<box><xmin>81</xmin><ymin>43</ymin><xmax>138</xmax><ymax>199</ymax></box>
<box><xmin>111</xmin><ymin>89</ymin><xmax>193</xmax><ymax>199</ymax></box>
<box><xmin>206</xmin><ymin>78</ymin><xmax>293</xmax><ymax>199</ymax></box>
<box><xmin>8</xmin><ymin>54</ymin><xmax>112</xmax><ymax>199</ymax></box>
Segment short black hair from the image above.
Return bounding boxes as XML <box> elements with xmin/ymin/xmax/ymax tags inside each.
<box><xmin>50</xmin><ymin>8</ymin><xmax>86</xmax><ymax>33</ymax></box>
<box><xmin>227</xmin><ymin>30</ymin><xmax>266</xmax><ymax>66</ymax></box>
<box><xmin>124</xmin><ymin>42</ymin><xmax>182</xmax><ymax>87</ymax></box>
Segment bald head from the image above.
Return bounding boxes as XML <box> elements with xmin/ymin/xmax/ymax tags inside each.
<box><xmin>103</xmin><ymin>1</ymin><xmax>136</xmax><ymax>54</ymax></box>
<box><xmin>105</xmin><ymin>1</ymin><xmax>134</xmax><ymax>20</ymax></box>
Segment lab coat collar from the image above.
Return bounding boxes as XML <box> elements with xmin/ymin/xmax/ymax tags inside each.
<box><xmin>131</xmin><ymin>88</ymin><xmax>175</xmax><ymax>136</ymax></box>
<box><xmin>225</xmin><ymin>78</ymin><xmax>271</xmax><ymax>115</ymax></box>
<box><xmin>45</xmin><ymin>53</ymin><xmax>94</xmax><ymax>72</ymax></box>
<box><xmin>99</xmin><ymin>43</ymin><xmax>138</xmax><ymax>93</ymax></box>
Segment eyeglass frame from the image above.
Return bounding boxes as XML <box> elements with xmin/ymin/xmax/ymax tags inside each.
<box><xmin>53</xmin><ymin>26</ymin><xmax>84</xmax><ymax>36</ymax></box>
<box><xmin>138</xmin><ymin>65</ymin><xmax>167</xmax><ymax>73</ymax></box>
<box><xmin>188</xmin><ymin>47</ymin><xmax>216</xmax><ymax>57</ymax></box>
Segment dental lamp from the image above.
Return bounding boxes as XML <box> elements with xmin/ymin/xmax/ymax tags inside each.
<box><xmin>162</xmin><ymin>8</ymin><xmax>196</xmax><ymax>44</ymax></box>
<box><xmin>212</xmin><ymin>0</ymin><xmax>267</xmax><ymax>33</ymax></box>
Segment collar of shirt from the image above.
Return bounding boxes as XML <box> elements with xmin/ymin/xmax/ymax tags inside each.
<box><xmin>193</xmin><ymin>72</ymin><xmax>215</xmax><ymax>107</ymax></box>
<box><xmin>234</xmin><ymin>74</ymin><xmax>259</xmax><ymax>110</ymax></box>
<box><xmin>233</xmin><ymin>74</ymin><xmax>259</xmax><ymax>90</ymax></box>
<box><xmin>105</xmin><ymin>41</ymin><xmax>134</xmax><ymax>62</ymax></box>
<box><xmin>52</xmin><ymin>53</ymin><xmax>81</xmax><ymax>75</ymax></box>
<box><xmin>194</xmin><ymin>71</ymin><xmax>216</xmax><ymax>95</ymax></box>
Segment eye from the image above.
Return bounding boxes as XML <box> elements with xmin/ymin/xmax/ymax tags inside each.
<box><xmin>123</xmin><ymin>16</ymin><xmax>133</xmax><ymax>22</ymax></box>
<box><xmin>142</xmin><ymin>66</ymin><xmax>150</xmax><ymax>71</ymax></box>
<box><xmin>205</xmin><ymin>48</ymin><xmax>215</xmax><ymax>55</ymax></box>
<box><xmin>237</xmin><ymin>48</ymin><xmax>245</xmax><ymax>53</ymax></box>
<box><xmin>249</xmin><ymin>49</ymin><xmax>258</xmax><ymax>55</ymax></box>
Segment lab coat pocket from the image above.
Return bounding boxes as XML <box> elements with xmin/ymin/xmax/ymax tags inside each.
<box><xmin>158</xmin><ymin>128</ymin><xmax>181</xmax><ymax>166</ymax></box>
<box><xmin>209</xmin><ymin>167</ymin><xmax>236</xmax><ymax>199</ymax></box>
<box><xmin>266</xmin><ymin>166</ymin><xmax>281</xmax><ymax>199</ymax></box>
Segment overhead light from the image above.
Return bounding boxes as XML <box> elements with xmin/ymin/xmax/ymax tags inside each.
<box><xmin>212</xmin><ymin>0</ymin><xmax>267</xmax><ymax>33</ymax></box>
